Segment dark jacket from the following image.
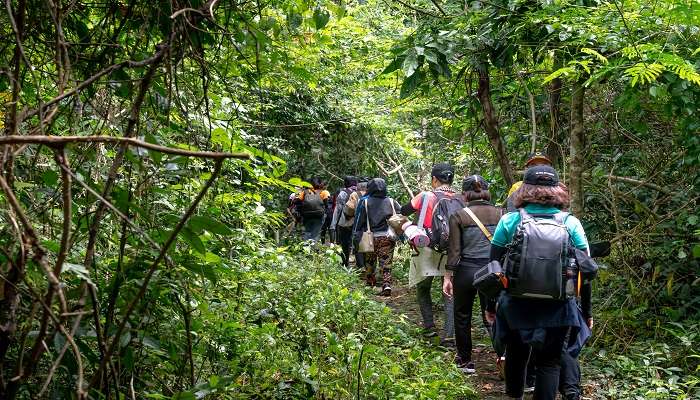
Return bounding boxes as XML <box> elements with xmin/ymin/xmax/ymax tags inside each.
<box><xmin>354</xmin><ymin>178</ymin><xmax>400</xmax><ymax>236</ymax></box>
<box><xmin>446</xmin><ymin>200</ymin><xmax>502</xmax><ymax>270</ymax></box>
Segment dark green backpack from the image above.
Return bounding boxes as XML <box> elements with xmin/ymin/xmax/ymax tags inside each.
<box><xmin>301</xmin><ymin>189</ymin><xmax>325</xmax><ymax>218</ymax></box>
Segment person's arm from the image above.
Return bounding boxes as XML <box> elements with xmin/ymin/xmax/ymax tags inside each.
<box><xmin>446</xmin><ymin>213</ymin><xmax>462</xmax><ymax>271</ymax></box>
<box><xmin>401</xmin><ymin>192</ymin><xmax>423</xmax><ymax>216</ymax></box>
<box><xmin>330</xmin><ymin>191</ymin><xmax>345</xmax><ymax>230</ymax></box>
<box><xmin>489</xmin><ymin>245</ymin><xmax>507</xmax><ymax>263</ymax></box>
<box><xmin>580</xmin><ymin>280</ymin><xmax>592</xmax><ymax>324</ymax></box>
<box><xmin>401</xmin><ymin>202</ymin><xmax>416</xmax><ymax>216</ymax></box>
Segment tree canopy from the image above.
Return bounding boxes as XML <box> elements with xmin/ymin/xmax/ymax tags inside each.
<box><xmin>1</xmin><ymin>0</ymin><xmax>699</xmax><ymax>398</ymax></box>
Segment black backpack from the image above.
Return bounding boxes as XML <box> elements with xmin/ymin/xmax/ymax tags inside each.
<box><xmin>301</xmin><ymin>189</ymin><xmax>325</xmax><ymax>218</ymax></box>
<box><xmin>504</xmin><ymin>210</ymin><xmax>573</xmax><ymax>300</ymax></box>
<box><xmin>429</xmin><ymin>192</ymin><xmax>465</xmax><ymax>253</ymax></box>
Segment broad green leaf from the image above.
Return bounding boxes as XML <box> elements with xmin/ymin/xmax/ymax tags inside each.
<box><xmin>180</xmin><ymin>227</ymin><xmax>206</xmax><ymax>254</ymax></box>
<box><xmin>42</xmin><ymin>170</ymin><xmax>59</xmax><ymax>186</ymax></box>
<box><xmin>313</xmin><ymin>8</ymin><xmax>330</xmax><ymax>30</ymax></box>
<box><xmin>400</xmin><ymin>70</ymin><xmax>424</xmax><ymax>98</ymax></box>
<box><xmin>188</xmin><ymin>215</ymin><xmax>232</xmax><ymax>235</ymax></box>
<box><xmin>61</xmin><ymin>263</ymin><xmax>94</xmax><ymax>285</ymax></box>
<box><xmin>402</xmin><ymin>49</ymin><xmax>419</xmax><ymax>77</ymax></box>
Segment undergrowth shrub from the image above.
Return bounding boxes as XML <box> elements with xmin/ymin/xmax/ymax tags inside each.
<box><xmin>149</xmin><ymin>244</ymin><xmax>476</xmax><ymax>399</ymax></box>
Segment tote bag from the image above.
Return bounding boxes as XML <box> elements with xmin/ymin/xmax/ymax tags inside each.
<box><xmin>357</xmin><ymin>199</ymin><xmax>374</xmax><ymax>253</ymax></box>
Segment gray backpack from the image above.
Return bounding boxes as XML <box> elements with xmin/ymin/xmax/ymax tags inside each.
<box><xmin>504</xmin><ymin>209</ymin><xmax>572</xmax><ymax>300</ymax></box>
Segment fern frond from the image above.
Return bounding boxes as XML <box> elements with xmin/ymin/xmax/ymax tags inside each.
<box><xmin>624</xmin><ymin>63</ymin><xmax>664</xmax><ymax>86</ymax></box>
<box><xmin>582</xmin><ymin>48</ymin><xmax>608</xmax><ymax>63</ymax></box>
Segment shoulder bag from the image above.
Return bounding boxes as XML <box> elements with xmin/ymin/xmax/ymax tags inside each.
<box><xmin>357</xmin><ymin>199</ymin><xmax>375</xmax><ymax>253</ymax></box>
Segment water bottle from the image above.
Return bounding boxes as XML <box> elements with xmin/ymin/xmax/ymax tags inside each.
<box><xmin>565</xmin><ymin>257</ymin><xmax>578</xmax><ymax>298</ymax></box>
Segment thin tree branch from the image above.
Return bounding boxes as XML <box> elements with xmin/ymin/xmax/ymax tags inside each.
<box><xmin>0</xmin><ymin>136</ymin><xmax>250</xmax><ymax>159</ymax></box>
<box><xmin>88</xmin><ymin>159</ymin><xmax>225</xmax><ymax>389</ymax></box>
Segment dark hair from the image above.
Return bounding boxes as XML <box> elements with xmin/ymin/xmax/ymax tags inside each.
<box><xmin>462</xmin><ymin>175</ymin><xmax>490</xmax><ymax>201</ymax></box>
<box><xmin>344</xmin><ymin>176</ymin><xmax>358</xmax><ymax>188</ymax></box>
<box><xmin>464</xmin><ymin>178</ymin><xmax>491</xmax><ymax>201</ymax></box>
<box><xmin>512</xmin><ymin>182</ymin><xmax>570</xmax><ymax>209</ymax></box>
<box><xmin>309</xmin><ymin>177</ymin><xmax>323</xmax><ymax>189</ymax></box>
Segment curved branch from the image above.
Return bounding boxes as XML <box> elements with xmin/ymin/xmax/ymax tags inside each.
<box><xmin>0</xmin><ymin>136</ymin><xmax>250</xmax><ymax>159</ymax></box>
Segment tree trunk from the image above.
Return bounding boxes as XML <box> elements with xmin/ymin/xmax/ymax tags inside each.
<box><xmin>569</xmin><ymin>80</ymin><xmax>585</xmax><ymax>216</ymax></box>
<box><xmin>546</xmin><ymin>76</ymin><xmax>563</xmax><ymax>168</ymax></box>
<box><xmin>477</xmin><ymin>67</ymin><xmax>514</xmax><ymax>187</ymax></box>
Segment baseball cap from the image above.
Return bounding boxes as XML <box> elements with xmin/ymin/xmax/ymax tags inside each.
<box><xmin>431</xmin><ymin>163</ymin><xmax>455</xmax><ymax>183</ymax></box>
<box><xmin>523</xmin><ymin>165</ymin><xmax>559</xmax><ymax>186</ymax></box>
<box><xmin>525</xmin><ymin>151</ymin><xmax>552</xmax><ymax>167</ymax></box>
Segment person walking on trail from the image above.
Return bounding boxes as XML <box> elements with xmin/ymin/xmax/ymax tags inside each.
<box><xmin>353</xmin><ymin>178</ymin><xmax>400</xmax><ymax>296</ymax></box>
<box><xmin>344</xmin><ymin>179</ymin><xmax>369</xmax><ymax>270</ymax></box>
<box><xmin>295</xmin><ymin>177</ymin><xmax>330</xmax><ymax>242</ymax></box>
<box><xmin>330</xmin><ymin>176</ymin><xmax>358</xmax><ymax>266</ymax></box>
<box><xmin>400</xmin><ymin>163</ymin><xmax>458</xmax><ymax>339</ymax></box>
<box><xmin>442</xmin><ymin>175</ymin><xmax>502</xmax><ymax>374</ymax></box>
<box><xmin>486</xmin><ymin>165</ymin><xmax>590</xmax><ymax>400</ymax></box>
<box><xmin>320</xmin><ymin>180</ymin><xmax>335</xmax><ymax>244</ymax></box>
<box><xmin>506</xmin><ymin>151</ymin><xmax>553</xmax><ymax>212</ymax></box>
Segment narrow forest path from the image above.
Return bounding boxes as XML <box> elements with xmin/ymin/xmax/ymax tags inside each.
<box><xmin>370</xmin><ymin>267</ymin><xmax>601</xmax><ymax>399</ymax></box>
<box><xmin>374</xmin><ymin>277</ymin><xmax>511</xmax><ymax>399</ymax></box>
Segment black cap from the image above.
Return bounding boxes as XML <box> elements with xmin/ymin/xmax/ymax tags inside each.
<box><xmin>462</xmin><ymin>174</ymin><xmax>489</xmax><ymax>192</ymax></box>
<box><xmin>431</xmin><ymin>163</ymin><xmax>455</xmax><ymax>183</ymax></box>
<box><xmin>524</xmin><ymin>165</ymin><xmax>559</xmax><ymax>186</ymax></box>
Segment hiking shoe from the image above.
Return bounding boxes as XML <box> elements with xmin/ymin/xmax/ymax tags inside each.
<box><xmin>456</xmin><ymin>359</ymin><xmax>476</xmax><ymax>374</ymax></box>
<box><xmin>524</xmin><ymin>375</ymin><xmax>535</xmax><ymax>393</ymax></box>
<box><xmin>421</xmin><ymin>326</ymin><xmax>438</xmax><ymax>338</ymax></box>
<box><xmin>380</xmin><ymin>285</ymin><xmax>392</xmax><ymax>296</ymax></box>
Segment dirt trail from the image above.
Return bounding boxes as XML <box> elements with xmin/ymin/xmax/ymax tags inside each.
<box><xmin>375</xmin><ymin>281</ymin><xmax>512</xmax><ymax>399</ymax></box>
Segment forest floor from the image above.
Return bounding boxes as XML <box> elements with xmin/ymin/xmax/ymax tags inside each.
<box><xmin>373</xmin><ymin>273</ymin><xmax>601</xmax><ymax>399</ymax></box>
<box><xmin>375</xmin><ymin>277</ymin><xmax>511</xmax><ymax>399</ymax></box>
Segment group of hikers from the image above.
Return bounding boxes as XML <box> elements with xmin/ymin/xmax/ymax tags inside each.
<box><xmin>287</xmin><ymin>153</ymin><xmax>599</xmax><ymax>400</ymax></box>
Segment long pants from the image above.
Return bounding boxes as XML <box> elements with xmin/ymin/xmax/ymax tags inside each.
<box><xmin>505</xmin><ymin>327</ymin><xmax>568</xmax><ymax>399</ymax></box>
<box><xmin>364</xmin><ymin>236</ymin><xmax>396</xmax><ymax>288</ymax></box>
<box><xmin>559</xmin><ymin>351</ymin><xmax>581</xmax><ymax>400</ymax></box>
<box><xmin>302</xmin><ymin>217</ymin><xmax>323</xmax><ymax>241</ymax></box>
<box><xmin>416</xmin><ymin>276</ymin><xmax>454</xmax><ymax>338</ymax></box>
<box><xmin>337</xmin><ymin>226</ymin><xmax>353</xmax><ymax>267</ymax></box>
<box><xmin>453</xmin><ymin>266</ymin><xmax>488</xmax><ymax>362</ymax></box>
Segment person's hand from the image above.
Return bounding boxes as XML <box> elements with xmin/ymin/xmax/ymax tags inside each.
<box><xmin>485</xmin><ymin>311</ymin><xmax>496</xmax><ymax>325</ymax></box>
<box><xmin>587</xmin><ymin>318</ymin><xmax>593</xmax><ymax>329</ymax></box>
<box><xmin>442</xmin><ymin>276</ymin><xmax>453</xmax><ymax>298</ymax></box>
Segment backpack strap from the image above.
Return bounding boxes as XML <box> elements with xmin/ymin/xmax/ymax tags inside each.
<box><xmin>518</xmin><ymin>208</ymin><xmax>533</xmax><ymax>222</ymax></box>
<box><xmin>364</xmin><ymin>199</ymin><xmax>371</xmax><ymax>233</ymax></box>
<box><xmin>463</xmin><ymin>207</ymin><xmax>493</xmax><ymax>242</ymax></box>
<box><xmin>417</xmin><ymin>193</ymin><xmax>430</xmax><ymax>228</ymax></box>
<box><xmin>553</xmin><ymin>212</ymin><xmax>570</xmax><ymax>224</ymax></box>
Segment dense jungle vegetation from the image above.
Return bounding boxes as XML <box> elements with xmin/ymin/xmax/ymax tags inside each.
<box><xmin>0</xmin><ymin>0</ymin><xmax>698</xmax><ymax>398</ymax></box>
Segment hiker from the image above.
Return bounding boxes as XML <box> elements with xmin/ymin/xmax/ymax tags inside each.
<box><xmin>487</xmin><ymin>165</ymin><xmax>590</xmax><ymax>400</ymax></box>
<box><xmin>442</xmin><ymin>175</ymin><xmax>502</xmax><ymax>373</ymax></box>
<box><xmin>506</xmin><ymin>152</ymin><xmax>553</xmax><ymax>212</ymax></box>
<box><xmin>400</xmin><ymin>163</ymin><xmax>460</xmax><ymax>340</ymax></box>
<box><xmin>295</xmin><ymin>177</ymin><xmax>331</xmax><ymax>242</ymax></box>
<box><xmin>353</xmin><ymin>178</ymin><xmax>401</xmax><ymax>296</ymax></box>
<box><xmin>330</xmin><ymin>176</ymin><xmax>359</xmax><ymax>266</ymax></box>
<box><xmin>286</xmin><ymin>190</ymin><xmax>302</xmax><ymax>236</ymax></box>
<box><xmin>319</xmin><ymin>180</ymin><xmax>334</xmax><ymax>244</ymax></box>
<box><xmin>344</xmin><ymin>179</ymin><xmax>369</xmax><ymax>269</ymax></box>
